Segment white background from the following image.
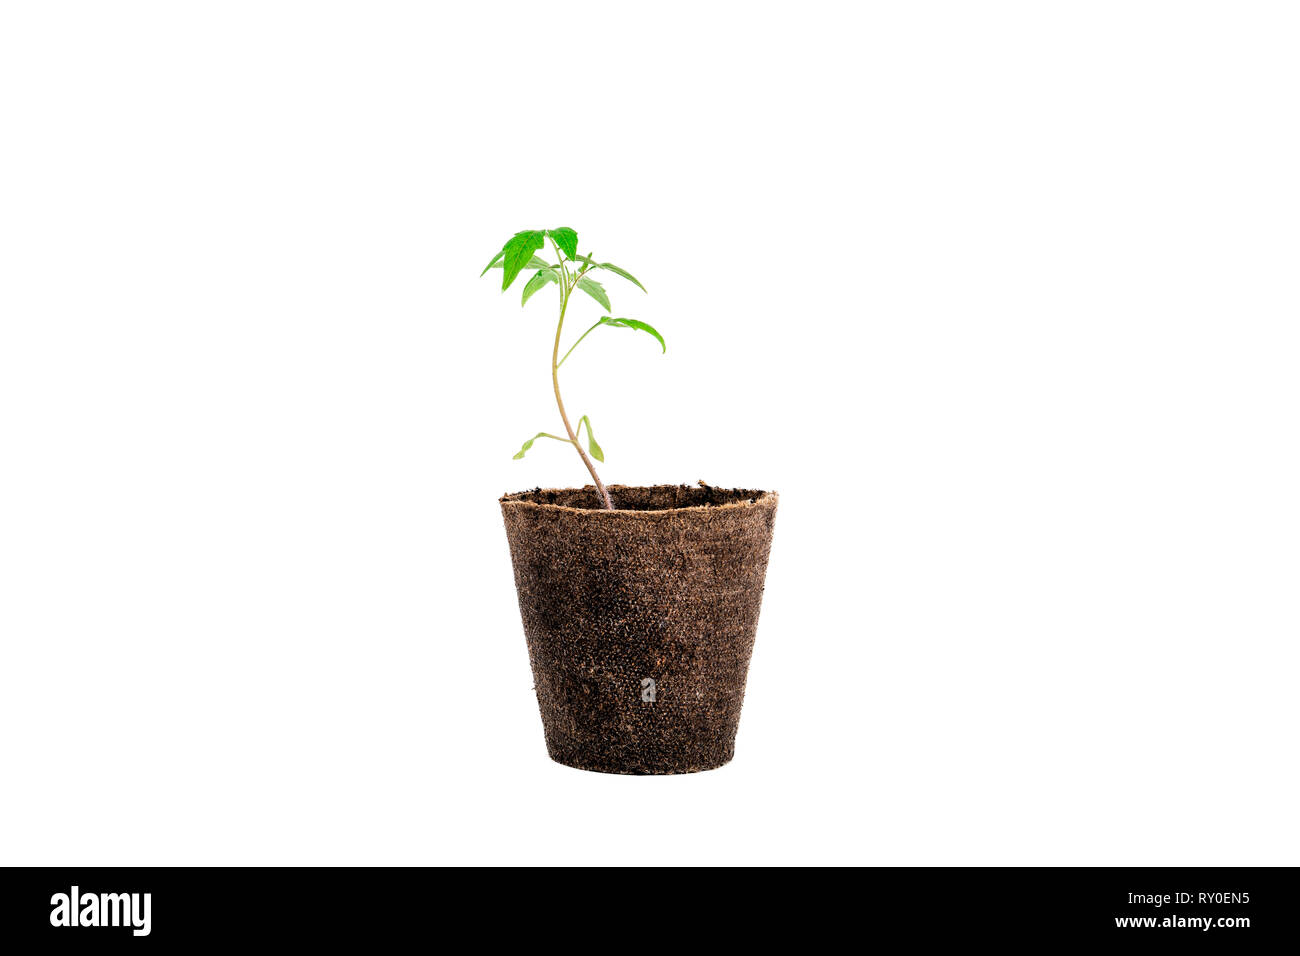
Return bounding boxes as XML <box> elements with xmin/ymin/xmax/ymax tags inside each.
<box><xmin>2</xmin><ymin>2</ymin><xmax>1297</xmax><ymax>866</ymax></box>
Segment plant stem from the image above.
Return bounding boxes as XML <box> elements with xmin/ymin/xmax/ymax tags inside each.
<box><xmin>550</xmin><ymin>239</ymin><xmax>614</xmax><ymax>509</ymax></box>
<box><xmin>556</xmin><ymin>318</ymin><xmax>602</xmax><ymax>368</ymax></box>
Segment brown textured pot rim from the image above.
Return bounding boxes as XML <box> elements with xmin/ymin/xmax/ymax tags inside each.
<box><xmin>500</xmin><ymin>484</ymin><xmax>778</xmax><ymax>516</ymax></box>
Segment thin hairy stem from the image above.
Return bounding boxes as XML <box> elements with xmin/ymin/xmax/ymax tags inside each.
<box><xmin>549</xmin><ymin>237</ymin><xmax>613</xmax><ymax>509</ymax></box>
<box><xmin>556</xmin><ymin>318</ymin><xmax>603</xmax><ymax>368</ymax></box>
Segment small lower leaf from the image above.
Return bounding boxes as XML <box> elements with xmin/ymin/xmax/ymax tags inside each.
<box><xmin>579</xmin><ymin>415</ymin><xmax>604</xmax><ymax>462</ymax></box>
<box><xmin>513</xmin><ymin>431</ymin><xmax>567</xmax><ymax>459</ymax></box>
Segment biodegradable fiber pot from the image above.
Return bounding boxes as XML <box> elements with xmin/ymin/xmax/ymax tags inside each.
<box><xmin>500</xmin><ymin>484</ymin><xmax>778</xmax><ymax>774</ymax></box>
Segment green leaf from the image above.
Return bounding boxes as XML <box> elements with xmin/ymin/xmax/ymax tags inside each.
<box><xmin>546</xmin><ymin>227</ymin><xmax>578</xmax><ymax>260</ymax></box>
<box><xmin>576</xmin><ymin>277</ymin><xmax>611</xmax><ymax>311</ymax></box>
<box><xmin>501</xmin><ymin>230</ymin><xmax>546</xmax><ymax>291</ymax></box>
<box><xmin>521</xmin><ymin>269</ymin><xmax>558</xmax><ymax>306</ymax></box>
<box><xmin>578</xmin><ymin>416</ymin><xmax>604</xmax><ymax>462</ymax></box>
<box><xmin>513</xmin><ymin>431</ymin><xmax>567</xmax><ymax>459</ymax></box>
<box><xmin>597</xmin><ymin>261</ymin><xmax>647</xmax><ymax>293</ymax></box>
<box><xmin>488</xmin><ymin>254</ymin><xmax>555</xmax><ymax>274</ymax></box>
<box><xmin>479</xmin><ymin>249</ymin><xmax>505</xmax><ymax>277</ymax></box>
<box><xmin>573</xmin><ymin>256</ymin><xmax>647</xmax><ymax>293</ymax></box>
<box><xmin>599</xmin><ymin>316</ymin><xmax>666</xmax><ymax>353</ymax></box>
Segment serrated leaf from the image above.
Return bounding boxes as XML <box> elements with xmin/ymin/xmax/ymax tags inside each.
<box><xmin>521</xmin><ymin>269</ymin><xmax>558</xmax><ymax>306</ymax></box>
<box><xmin>488</xmin><ymin>255</ymin><xmax>555</xmax><ymax>274</ymax></box>
<box><xmin>501</xmin><ymin>230</ymin><xmax>546</xmax><ymax>291</ymax></box>
<box><xmin>481</xmin><ymin>245</ymin><xmax>551</xmax><ymax>280</ymax></box>
<box><xmin>547</xmin><ymin>227</ymin><xmax>578</xmax><ymax>260</ymax></box>
<box><xmin>600</xmin><ymin>316</ymin><xmax>666</xmax><ymax>353</ymax></box>
<box><xmin>573</xmin><ymin>256</ymin><xmax>647</xmax><ymax>293</ymax></box>
<box><xmin>576</xmin><ymin>277</ymin><xmax>611</xmax><ymax>311</ymax></box>
<box><xmin>578</xmin><ymin>416</ymin><xmax>604</xmax><ymax>462</ymax></box>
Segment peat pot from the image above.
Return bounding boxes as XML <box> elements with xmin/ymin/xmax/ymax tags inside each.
<box><xmin>500</xmin><ymin>484</ymin><xmax>778</xmax><ymax>774</ymax></box>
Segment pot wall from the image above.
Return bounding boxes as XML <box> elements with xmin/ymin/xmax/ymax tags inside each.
<box><xmin>500</xmin><ymin>485</ymin><xmax>778</xmax><ymax>774</ymax></box>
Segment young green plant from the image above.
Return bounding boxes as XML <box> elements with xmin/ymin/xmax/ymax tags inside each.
<box><xmin>480</xmin><ymin>227</ymin><xmax>663</xmax><ymax>510</ymax></box>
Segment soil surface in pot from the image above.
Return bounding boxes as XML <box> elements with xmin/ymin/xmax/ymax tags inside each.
<box><xmin>501</xmin><ymin>484</ymin><xmax>778</xmax><ymax>774</ymax></box>
<box><xmin>504</xmin><ymin>483</ymin><xmax>769</xmax><ymax>512</ymax></box>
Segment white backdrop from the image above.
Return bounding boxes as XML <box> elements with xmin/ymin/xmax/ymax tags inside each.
<box><xmin>2</xmin><ymin>2</ymin><xmax>1297</xmax><ymax>866</ymax></box>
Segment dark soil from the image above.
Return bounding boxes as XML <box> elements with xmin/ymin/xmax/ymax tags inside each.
<box><xmin>503</xmin><ymin>483</ymin><xmax>767</xmax><ymax>512</ymax></box>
